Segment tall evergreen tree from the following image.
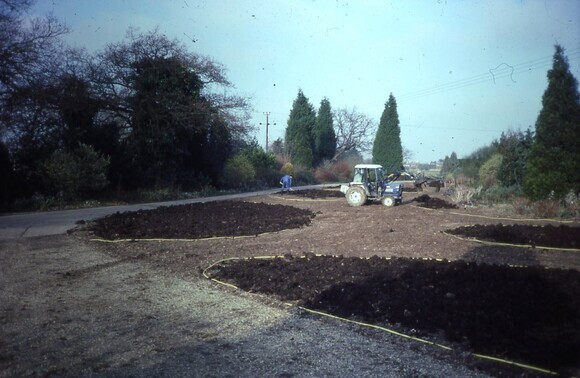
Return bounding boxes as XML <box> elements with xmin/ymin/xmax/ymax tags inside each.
<box><xmin>372</xmin><ymin>93</ymin><xmax>403</xmax><ymax>171</ymax></box>
<box><xmin>497</xmin><ymin>129</ymin><xmax>533</xmax><ymax>188</ymax></box>
<box><xmin>285</xmin><ymin>90</ymin><xmax>316</xmax><ymax>168</ymax></box>
<box><xmin>313</xmin><ymin>98</ymin><xmax>336</xmax><ymax>165</ymax></box>
<box><xmin>524</xmin><ymin>45</ymin><xmax>580</xmax><ymax>200</ymax></box>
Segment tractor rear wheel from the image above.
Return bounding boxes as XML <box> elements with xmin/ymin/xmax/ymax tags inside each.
<box><xmin>346</xmin><ymin>186</ymin><xmax>367</xmax><ymax>206</ymax></box>
<box><xmin>382</xmin><ymin>197</ymin><xmax>395</xmax><ymax>207</ymax></box>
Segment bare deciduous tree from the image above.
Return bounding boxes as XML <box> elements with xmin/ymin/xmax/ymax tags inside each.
<box><xmin>0</xmin><ymin>0</ymin><xmax>69</xmax><ymax>142</ymax></box>
<box><xmin>0</xmin><ymin>2</ymin><xmax>69</xmax><ymax>99</ymax></box>
<box><xmin>89</xmin><ymin>28</ymin><xmax>253</xmax><ymax>139</ymax></box>
<box><xmin>332</xmin><ymin>107</ymin><xmax>376</xmax><ymax>161</ymax></box>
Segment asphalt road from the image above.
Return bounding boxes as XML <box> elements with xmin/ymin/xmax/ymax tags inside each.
<box><xmin>0</xmin><ymin>185</ymin><xmax>333</xmax><ymax>239</ymax></box>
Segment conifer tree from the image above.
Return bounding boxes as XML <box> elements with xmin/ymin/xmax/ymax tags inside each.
<box><xmin>524</xmin><ymin>45</ymin><xmax>580</xmax><ymax>200</ymax></box>
<box><xmin>313</xmin><ymin>98</ymin><xmax>336</xmax><ymax>165</ymax></box>
<box><xmin>441</xmin><ymin>152</ymin><xmax>459</xmax><ymax>176</ymax></box>
<box><xmin>372</xmin><ymin>93</ymin><xmax>403</xmax><ymax>171</ymax></box>
<box><xmin>497</xmin><ymin>130</ymin><xmax>533</xmax><ymax>188</ymax></box>
<box><xmin>285</xmin><ymin>90</ymin><xmax>316</xmax><ymax>168</ymax></box>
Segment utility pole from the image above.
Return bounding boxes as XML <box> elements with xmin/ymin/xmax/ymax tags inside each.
<box><xmin>263</xmin><ymin>112</ymin><xmax>270</xmax><ymax>152</ymax></box>
<box><xmin>261</xmin><ymin>112</ymin><xmax>275</xmax><ymax>152</ymax></box>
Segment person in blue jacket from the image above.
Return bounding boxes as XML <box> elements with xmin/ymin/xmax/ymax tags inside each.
<box><xmin>280</xmin><ymin>174</ymin><xmax>293</xmax><ymax>192</ymax></box>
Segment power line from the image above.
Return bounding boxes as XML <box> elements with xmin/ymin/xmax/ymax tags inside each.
<box><xmin>397</xmin><ymin>48</ymin><xmax>580</xmax><ymax>101</ymax></box>
<box><xmin>401</xmin><ymin>124</ymin><xmax>506</xmax><ymax>133</ymax></box>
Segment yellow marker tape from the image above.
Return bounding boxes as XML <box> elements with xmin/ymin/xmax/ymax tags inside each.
<box><xmin>472</xmin><ymin>353</ymin><xmax>558</xmax><ymax>375</ymax></box>
<box><xmin>414</xmin><ymin>204</ymin><xmax>576</xmax><ymax>223</ymax></box>
<box><xmin>443</xmin><ymin>231</ymin><xmax>580</xmax><ymax>252</ymax></box>
<box><xmin>449</xmin><ymin>211</ymin><xmax>576</xmax><ymax>224</ymax></box>
<box><xmin>90</xmin><ymin>230</ymin><xmax>288</xmax><ymax>243</ymax></box>
<box><xmin>297</xmin><ymin>306</ymin><xmax>452</xmax><ymax>350</ymax></box>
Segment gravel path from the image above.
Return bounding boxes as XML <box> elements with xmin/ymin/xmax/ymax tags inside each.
<box><xmin>0</xmin><ymin>235</ymin><xmax>492</xmax><ymax>377</ymax></box>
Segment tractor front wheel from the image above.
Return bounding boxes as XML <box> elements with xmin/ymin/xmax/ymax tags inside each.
<box><xmin>346</xmin><ymin>186</ymin><xmax>367</xmax><ymax>206</ymax></box>
<box><xmin>382</xmin><ymin>197</ymin><xmax>395</xmax><ymax>207</ymax></box>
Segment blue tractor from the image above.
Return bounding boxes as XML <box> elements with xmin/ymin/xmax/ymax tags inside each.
<box><xmin>340</xmin><ymin>164</ymin><xmax>403</xmax><ymax>207</ymax></box>
<box><xmin>340</xmin><ymin>164</ymin><xmax>404</xmax><ymax>207</ymax></box>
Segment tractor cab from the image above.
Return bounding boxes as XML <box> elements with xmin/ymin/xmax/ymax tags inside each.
<box><xmin>352</xmin><ymin>164</ymin><xmax>383</xmax><ymax>196</ymax></box>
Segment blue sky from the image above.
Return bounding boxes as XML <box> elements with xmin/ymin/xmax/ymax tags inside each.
<box><xmin>32</xmin><ymin>0</ymin><xmax>580</xmax><ymax>163</ymax></box>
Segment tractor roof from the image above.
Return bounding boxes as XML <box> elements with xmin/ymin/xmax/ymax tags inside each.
<box><xmin>354</xmin><ymin>164</ymin><xmax>383</xmax><ymax>169</ymax></box>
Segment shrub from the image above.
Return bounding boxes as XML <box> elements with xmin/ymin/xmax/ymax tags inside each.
<box><xmin>456</xmin><ymin>174</ymin><xmax>472</xmax><ymax>186</ymax></box>
<box><xmin>137</xmin><ymin>189</ymin><xmax>175</xmax><ymax>202</ymax></box>
<box><xmin>242</xmin><ymin>148</ymin><xmax>277</xmax><ymax>171</ymax></box>
<box><xmin>294</xmin><ymin>169</ymin><xmax>315</xmax><ymax>185</ymax></box>
<box><xmin>512</xmin><ymin>197</ymin><xmax>533</xmax><ymax>215</ymax></box>
<box><xmin>332</xmin><ymin>160</ymin><xmax>354</xmax><ymax>182</ymax></box>
<box><xmin>479</xmin><ymin>185</ymin><xmax>523</xmax><ymax>204</ymax></box>
<box><xmin>280</xmin><ymin>162</ymin><xmax>295</xmax><ymax>176</ymax></box>
<box><xmin>254</xmin><ymin>167</ymin><xmax>281</xmax><ymax>188</ymax></box>
<box><xmin>450</xmin><ymin>185</ymin><xmax>481</xmax><ymax>205</ymax></box>
<box><xmin>242</xmin><ymin>147</ymin><xmax>279</xmax><ymax>188</ymax></box>
<box><xmin>40</xmin><ymin>150</ymin><xmax>81</xmax><ymax>200</ymax></box>
<box><xmin>562</xmin><ymin>191</ymin><xmax>579</xmax><ymax>218</ymax></box>
<box><xmin>39</xmin><ymin>144</ymin><xmax>110</xmax><ymax>201</ymax></box>
<box><xmin>313</xmin><ymin>160</ymin><xmax>353</xmax><ymax>183</ymax></box>
<box><xmin>532</xmin><ymin>200</ymin><xmax>560</xmax><ymax>218</ymax></box>
<box><xmin>314</xmin><ymin>167</ymin><xmax>337</xmax><ymax>183</ymax></box>
<box><xmin>222</xmin><ymin>155</ymin><xmax>256</xmax><ymax>188</ymax></box>
<box><xmin>478</xmin><ymin>153</ymin><xmax>503</xmax><ymax>189</ymax></box>
<box><xmin>76</xmin><ymin>143</ymin><xmax>110</xmax><ymax>195</ymax></box>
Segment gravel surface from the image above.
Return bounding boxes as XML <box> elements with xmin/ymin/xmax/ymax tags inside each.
<box><xmin>1</xmin><ymin>235</ymin><xmax>492</xmax><ymax>377</ymax></box>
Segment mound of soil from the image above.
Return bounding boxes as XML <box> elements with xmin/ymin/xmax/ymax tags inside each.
<box><xmin>209</xmin><ymin>255</ymin><xmax>580</xmax><ymax>372</ymax></box>
<box><xmin>280</xmin><ymin>189</ymin><xmax>344</xmax><ymax>198</ymax></box>
<box><xmin>90</xmin><ymin>201</ymin><xmax>315</xmax><ymax>240</ymax></box>
<box><xmin>413</xmin><ymin>194</ymin><xmax>458</xmax><ymax>209</ymax></box>
<box><xmin>447</xmin><ymin>224</ymin><xmax>579</xmax><ymax>249</ymax></box>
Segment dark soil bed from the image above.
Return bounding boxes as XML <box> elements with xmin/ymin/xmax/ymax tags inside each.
<box><xmin>90</xmin><ymin>201</ymin><xmax>315</xmax><ymax>240</ymax></box>
<box><xmin>208</xmin><ymin>255</ymin><xmax>580</xmax><ymax>373</ymax></box>
<box><xmin>446</xmin><ymin>224</ymin><xmax>579</xmax><ymax>249</ymax></box>
<box><xmin>89</xmin><ymin>197</ymin><xmax>580</xmax><ymax>375</ymax></box>
<box><xmin>413</xmin><ymin>194</ymin><xmax>459</xmax><ymax>209</ymax></box>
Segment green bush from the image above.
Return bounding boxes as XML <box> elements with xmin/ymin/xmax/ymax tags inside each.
<box><xmin>255</xmin><ymin>167</ymin><xmax>281</xmax><ymax>188</ymax></box>
<box><xmin>137</xmin><ymin>189</ymin><xmax>175</xmax><ymax>202</ymax></box>
<box><xmin>76</xmin><ymin>143</ymin><xmax>110</xmax><ymax>194</ymax></box>
<box><xmin>39</xmin><ymin>144</ymin><xmax>110</xmax><ymax>201</ymax></box>
<box><xmin>241</xmin><ymin>147</ymin><xmax>279</xmax><ymax>188</ymax></box>
<box><xmin>242</xmin><ymin>147</ymin><xmax>277</xmax><ymax>171</ymax></box>
<box><xmin>478</xmin><ymin>185</ymin><xmax>523</xmax><ymax>203</ymax></box>
<box><xmin>280</xmin><ymin>162</ymin><xmax>295</xmax><ymax>176</ymax></box>
<box><xmin>40</xmin><ymin>150</ymin><xmax>81</xmax><ymax>200</ymax></box>
<box><xmin>221</xmin><ymin>155</ymin><xmax>256</xmax><ymax>189</ymax></box>
<box><xmin>478</xmin><ymin>153</ymin><xmax>502</xmax><ymax>189</ymax></box>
